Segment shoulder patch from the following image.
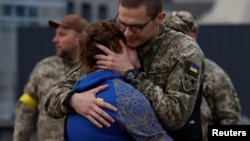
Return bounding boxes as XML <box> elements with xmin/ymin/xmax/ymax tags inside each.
<box><xmin>187</xmin><ymin>62</ymin><xmax>199</xmax><ymax>77</ymax></box>
<box><xmin>180</xmin><ymin>61</ymin><xmax>199</xmax><ymax>94</ymax></box>
<box><xmin>233</xmin><ymin>91</ymin><xmax>241</xmax><ymax>111</ymax></box>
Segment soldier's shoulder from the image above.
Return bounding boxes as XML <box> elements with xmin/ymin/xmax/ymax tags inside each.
<box><xmin>34</xmin><ymin>55</ymin><xmax>60</xmax><ymax>66</ymax></box>
<box><xmin>204</xmin><ymin>58</ymin><xmax>219</xmax><ymax>67</ymax></box>
<box><xmin>37</xmin><ymin>55</ymin><xmax>63</xmax><ymax>67</ymax></box>
<box><xmin>204</xmin><ymin>58</ymin><xmax>228</xmax><ymax>75</ymax></box>
<box><xmin>39</xmin><ymin>56</ymin><xmax>62</xmax><ymax>64</ymax></box>
<box><xmin>29</xmin><ymin>56</ymin><xmax>62</xmax><ymax>74</ymax></box>
<box><xmin>164</xmin><ymin>29</ymin><xmax>198</xmax><ymax>47</ymax></box>
<box><xmin>165</xmin><ymin>31</ymin><xmax>203</xmax><ymax>56</ymax></box>
<box><xmin>204</xmin><ymin>58</ymin><xmax>235</xmax><ymax>86</ymax></box>
<box><xmin>65</xmin><ymin>62</ymin><xmax>82</xmax><ymax>77</ymax></box>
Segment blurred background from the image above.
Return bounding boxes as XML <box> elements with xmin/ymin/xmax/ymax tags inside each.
<box><xmin>0</xmin><ymin>0</ymin><xmax>250</xmax><ymax>140</ymax></box>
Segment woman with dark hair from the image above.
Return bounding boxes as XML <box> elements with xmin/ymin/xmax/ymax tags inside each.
<box><xmin>65</xmin><ymin>20</ymin><xmax>171</xmax><ymax>141</ymax></box>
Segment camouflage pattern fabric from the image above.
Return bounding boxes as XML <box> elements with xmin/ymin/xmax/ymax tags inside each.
<box><xmin>165</xmin><ymin>10</ymin><xmax>242</xmax><ymax>141</ymax></box>
<box><xmin>44</xmin><ymin>24</ymin><xmax>205</xmax><ymax>132</ymax></box>
<box><xmin>164</xmin><ymin>16</ymin><xmax>190</xmax><ymax>35</ymax></box>
<box><xmin>13</xmin><ymin>56</ymin><xmax>76</xmax><ymax>141</ymax></box>
<box><xmin>130</xmin><ymin>24</ymin><xmax>204</xmax><ymax>131</ymax></box>
<box><xmin>201</xmin><ymin>58</ymin><xmax>241</xmax><ymax>141</ymax></box>
<box><xmin>170</xmin><ymin>10</ymin><xmax>199</xmax><ymax>34</ymax></box>
<box><xmin>44</xmin><ymin>62</ymin><xmax>82</xmax><ymax>119</ymax></box>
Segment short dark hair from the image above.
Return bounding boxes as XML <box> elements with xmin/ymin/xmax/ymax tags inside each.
<box><xmin>118</xmin><ymin>0</ymin><xmax>162</xmax><ymax>17</ymax></box>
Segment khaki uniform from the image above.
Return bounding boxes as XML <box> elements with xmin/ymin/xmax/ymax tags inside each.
<box><xmin>44</xmin><ymin>24</ymin><xmax>205</xmax><ymax>131</ymax></box>
<box><xmin>13</xmin><ymin>56</ymin><xmax>76</xmax><ymax>141</ymax></box>
<box><xmin>201</xmin><ymin>58</ymin><xmax>241</xmax><ymax>141</ymax></box>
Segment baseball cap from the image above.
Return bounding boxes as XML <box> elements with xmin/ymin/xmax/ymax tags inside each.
<box><xmin>48</xmin><ymin>14</ymin><xmax>89</xmax><ymax>33</ymax></box>
<box><xmin>171</xmin><ymin>11</ymin><xmax>199</xmax><ymax>34</ymax></box>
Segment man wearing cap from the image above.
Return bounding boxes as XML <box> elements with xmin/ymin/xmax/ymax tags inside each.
<box><xmin>164</xmin><ymin>11</ymin><xmax>242</xmax><ymax>141</ymax></box>
<box><xmin>13</xmin><ymin>14</ymin><xmax>89</xmax><ymax>141</ymax></box>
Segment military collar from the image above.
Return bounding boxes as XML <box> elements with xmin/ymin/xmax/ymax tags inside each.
<box><xmin>137</xmin><ymin>24</ymin><xmax>169</xmax><ymax>58</ymax></box>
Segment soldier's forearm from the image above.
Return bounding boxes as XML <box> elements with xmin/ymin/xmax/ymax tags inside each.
<box><xmin>131</xmin><ymin>73</ymin><xmax>196</xmax><ymax>131</ymax></box>
<box><xmin>44</xmin><ymin>86</ymin><xmax>70</xmax><ymax>119</ymax></box>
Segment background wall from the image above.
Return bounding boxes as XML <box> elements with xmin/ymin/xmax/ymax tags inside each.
<box><xmin>197</xmin><ymin>24</ymin><xmax>250</xmax><ymax>117</ymax></box>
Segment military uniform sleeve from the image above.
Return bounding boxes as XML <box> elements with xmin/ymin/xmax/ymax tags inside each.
<box><xmin>13</xmin><ymin>64</ymin><xmax>40</xmax><ymax>141</ymax></box>
<box><xmin>204</xmin><ymin>59</ymin><xmax>241</xmax><ymax>125</ymax></box>
<box><xmin>214</xmin><ymin>88</ymin><xmax>241</xmax><ymax>125</ymax></box>
<box><xmin>131</xmin><ymin>36</ymin><xmax>204</xmax><ymax>131</ymax></box>
<box><xmin>44</xmin><ymin>63</ymin><xmax>82</xmax><ymax>119</ymax></box>
<box><xmin>13</xmin><ymin>102</ymin><xmax>38</xmax><ymax>141</ymax></box>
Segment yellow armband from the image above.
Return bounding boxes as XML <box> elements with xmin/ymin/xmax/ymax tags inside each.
<box><xmin>19</xmin><ymin>93</ymin><xmax>38</xmax><ymax>109</ymax></box>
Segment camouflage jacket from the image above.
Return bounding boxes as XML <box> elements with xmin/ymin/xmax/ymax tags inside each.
<box><xmin>13</xmin><ymin>56</ymin><xmax>76</xmax><ymax>141</ymax></box>
<box><xmin>44</xmin><ymin>24</ymin><xmax>205</xmax><ymax>131</ymax></box>
<box><xmin>201</xmin><ymin>58</ymin><xmax>241</xmax><ymax>141</ymax></box>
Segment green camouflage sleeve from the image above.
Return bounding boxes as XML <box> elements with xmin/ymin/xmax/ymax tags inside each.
<box><xmin>13</xmin><ymin>102</ymin><xmax>38</xmax><ymax>141</ymax></box>
<box><xmin>203</xmin><ymin>58</ymin><xmax>241</xmax><ymax>124</ymax></box>
<box><xmin>13</xmin><ymin>62</ymin><xmax>40</xmax><ymax>141</ymax></box>
<box><xmin>131</xmin><ymin>32</ymin><xmax>205</xmax><ymax>131</ymax></box>
<box><xmin>44</xmin><ymin>63</ymin><xmax>82</xmax><ymax>119</ymax></box>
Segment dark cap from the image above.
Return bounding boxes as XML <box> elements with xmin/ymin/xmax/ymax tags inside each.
<box><xmin>48</xmin><ymin>14</ymin><xmax>89</xmax><ymax>33</ymax></box>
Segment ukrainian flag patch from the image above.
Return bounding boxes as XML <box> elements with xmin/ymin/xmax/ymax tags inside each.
<box><xmin>184</xmin><ymin>61</ymin><xmax>199</xmax><ymax>77</ymax></box>
<box><xmin>180</xmin><ymin>61</ymin><xmax>200</xmax><ymax>94</ymax></box>
<box><xmin>189</xmin><ymin>63</ymin><xmax>199</xmax><ymax>74</ymax></box>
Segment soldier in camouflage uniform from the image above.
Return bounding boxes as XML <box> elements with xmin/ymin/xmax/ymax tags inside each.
<box><xmin>13</xmin><ymin>15</ymin><xmax>89</xmax><ymax>141</ymax></box>
<box><xmin>45</xmin><ymin>0</ymin><xmax>205</xmax><ymax>140</ymax></box>
<box><xmin>164</xmin><ymin>10</ymin><xmax>242</xmax><ymax>141</ymax></box>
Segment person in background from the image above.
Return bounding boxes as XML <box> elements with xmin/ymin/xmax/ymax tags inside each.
<box><xmin>65</xmin><ymin>20</ymin><xmax>171</xmax><ymax>141</ymax></box>
<box><xmin>45</xmin><ymin>0</ymin><xmax>205</xmax><ymax>140</ymax></box>
<box><xmin>164</xmin><ymin>10</ymin><xmax>242</xmax><ymax>141</ymax></box>
<box><xmin>13</xmin><ymin>14</ymin><xmax>89</xmax><ymax>141</ymax></box>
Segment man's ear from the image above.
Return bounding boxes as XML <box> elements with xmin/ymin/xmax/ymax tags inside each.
<box><xmin>189</xmin><ymin>32</ymin><xmax>197</xmax><ymax>40</ymax></box>
<box><xmin>76</xmin><ymin>33</ymin><xmax>82</xmax><ymax>46</ymax></box>
<box><xmin>156</xmin><ymin>12</ymin><xmax>166</xmax><ymax>23</ymax></box>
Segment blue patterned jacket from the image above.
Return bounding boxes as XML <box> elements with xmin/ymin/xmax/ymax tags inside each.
<box><xmin>65</xmin><ymin>69</ymin><xmax>171</xmax><ymax>141</ymax></box>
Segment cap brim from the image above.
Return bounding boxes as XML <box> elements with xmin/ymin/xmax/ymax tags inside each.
<box><xmin>48</xmin><ymin>20</ymin><xmax>60</xmax><ymax>28</ymax></box>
